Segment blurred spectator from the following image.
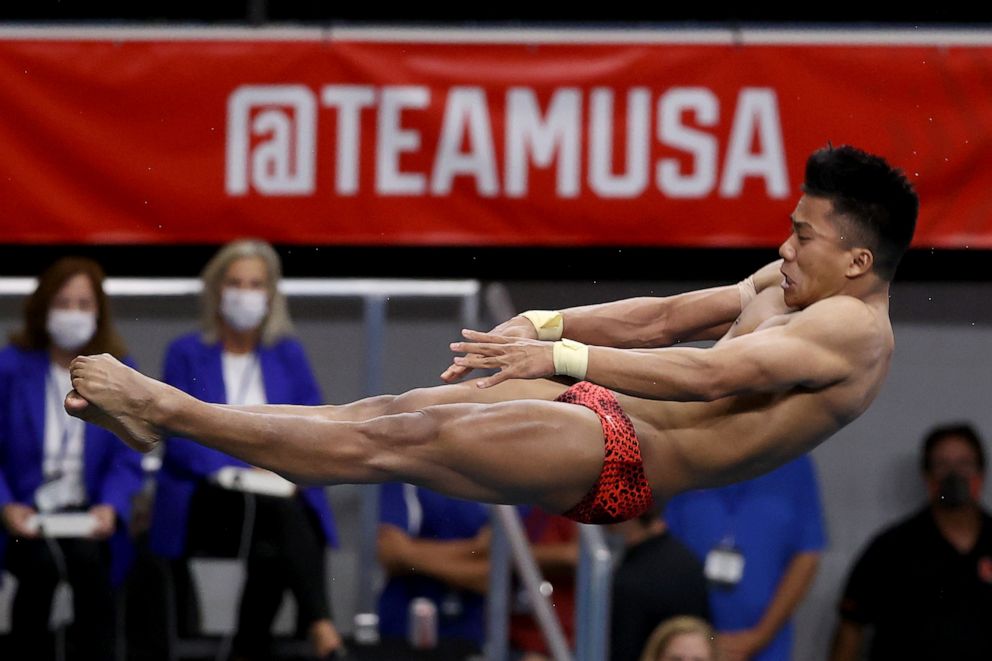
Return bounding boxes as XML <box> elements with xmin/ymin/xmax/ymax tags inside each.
<box><xmin>509</xmin><ymin>506</ymin><xmax>579</xmax><ymax>661</ymax></box>
<box><xmin>666</xmin><ymin>455</ymin><xmax>825</xmax><ymax>661</ymax></box>
<box><xmin>830</xmin><ymin>423</ymin><xmax>992</xmax><ymax>661</ymax></box>
<box><xmin>0</xmin><ymin>257</ymin><xmax>143</xmax><ymax>660</ymax></box>
<box><xmin>639</xmin><ymin>615</ymin><xmax>718</xmax><ymax>661</ymax></box>
<box><xmin>610</xmin><ymin>505</ymin><xmax>710</xmax><ymax>661</ymax></box>
<box><xmin>377</xmin><ymin>489</ymin><xmax>579</xmax><ymax>660</ymax></box>
<box><xmin>147</xmin><ymin>239</ymin><xmax>343</xmax><ymax>660</ymax></box>
<box><xmin>377</xmin><ymin>482</ymin><xmax>491</xmax><ymax>652</ymax></box>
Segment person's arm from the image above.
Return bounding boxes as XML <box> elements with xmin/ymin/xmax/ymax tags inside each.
<box><xmin>93</xmin><ymin>434</ymin><xmax>143</xmax><ymax>535</ymax></box>
<box><xmin>0</xmin><ymin>353</ymin><xmax>17</xmax><ymax>515</ymax></box>
<box><xmin>557</xmin><ymin>260</ymin><xmax>783</xmax><ymax>348</ymax></box>
<box><xmin>830</xmin><ymin>619</ymin><xmax>867</xmax><ymax>661</ymax></box>
<box><xmin>530</xmin><ymin>541</ymin><xmax>579</xmax><ymax>578</ymax></box>
<box><xmin>0</xmin><ymin>452</ymin><xmax>19</xmax><ymax>532</ymax></box>
<box><xmin>0</xmin><ymin>354</ymin><xmax>38</xmax><ymax>538</ymax></box>
<box><xmin>1</xmin><ymin>503</ymin><xmax>38</xmax><ymax>538</ymax></box>
<box><xmin>440</xmin><ymin>260</ymin><xmax>782</xmax><ymax>383</ymax></box>
<box><xmin>377</xmin><ymin>523</ymin><xmax>490</xmax><ymax>594</ymax></box>
<box><xmin>452</xmin><ymin>295</ymin><xmax>879</xmax><ymax>397</ymax></box>
<box><xmin>717</xmin><ymin>551</ymin><xmax>821</xmax><ymax>661</ymax></box>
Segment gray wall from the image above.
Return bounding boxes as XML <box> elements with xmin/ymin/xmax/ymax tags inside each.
<box><xmin>1</xmin><ymin>279</ymin><xmax>991</xmax><ymax>660</ymax></box>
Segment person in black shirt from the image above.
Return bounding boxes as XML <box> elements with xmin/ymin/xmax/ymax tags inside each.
<box><xmin>610</xmin><ymin>506</ymin><xmax>710</xmax><ymax>661</ymax></box>
<box><xmin>830</xmin><ymin>423</ymin><xmax>992</xmax><ymax>661</ymax></box>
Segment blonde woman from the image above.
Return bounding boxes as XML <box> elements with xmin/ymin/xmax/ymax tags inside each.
<box><xmin>641</xmin><ymin>616</ymin><xmax>719</xmax><ymax>661</ymax></box>
<box><xmin>148</xmin><ymin>240</ymin><xmax>344</xmax><ymax>660</ymax></box>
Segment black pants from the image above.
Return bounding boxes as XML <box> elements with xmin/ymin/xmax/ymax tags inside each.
<box><xmin>183</xmin><ymin>483</ymin><xmax>331</xmax><ymax>657</ymax></box>
<box><xmin>6</xmin><ymin>536</ymin><xmax>115</xmax><ymax>661</ymax></box>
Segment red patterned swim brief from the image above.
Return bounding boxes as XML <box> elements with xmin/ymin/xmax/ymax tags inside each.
<box><xmin>557</xmin><ymin>381</ymin><xmax>655</xmax><ymax>524</ymax></box>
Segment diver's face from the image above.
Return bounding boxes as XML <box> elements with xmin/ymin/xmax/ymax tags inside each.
<box><xmin>778</xmin><ymin>195</ymin><xmax>857</xmax><ymax>308</ymax></box>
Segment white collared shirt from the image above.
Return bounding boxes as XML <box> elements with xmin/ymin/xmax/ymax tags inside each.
<box><xmin>40</xmin><ymin>362</ymin><xmax>87</xmax><ymax>509</ymax></box>
<box><xmin>221</xmin><ymin>351</ymin><xmax>267</xmax><ymax>406</ymax></box>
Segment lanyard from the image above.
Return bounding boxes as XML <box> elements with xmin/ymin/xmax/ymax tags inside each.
<box><xmin>704</xmin><ymin>482</ymin><xmax>750</xmax><ymax>588</ymax></box>
<box><xmin>716</xmin><ymin>481</ymin><xmax>751</xmax><ymax>548</ymax></box>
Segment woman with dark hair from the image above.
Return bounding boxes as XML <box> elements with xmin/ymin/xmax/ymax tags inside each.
<box><xmin>0</xmin><ymin>257</ymin><xmax>142</xmax><ymax>660</ymax></box>
<box><xmin>148</xmin><ymin>239</ymin><xmax>344</xmax><ymax>660</ymax></box>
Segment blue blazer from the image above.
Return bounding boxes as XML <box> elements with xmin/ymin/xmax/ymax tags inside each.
<box><xmin>0</xmin><ymin>346</ymin><xmax>144</xmax><ymax>585</ymax></box>
<box><xmin>149</xmin><ymin>333</ymin><xmax>339</xmax><ymax>558</ymax></box>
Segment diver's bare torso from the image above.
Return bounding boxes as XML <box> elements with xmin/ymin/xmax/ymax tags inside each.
<box><xmin>615</xmin><ymin>286</ymin><xmax>893</xmax><ymax>500</ymax></box>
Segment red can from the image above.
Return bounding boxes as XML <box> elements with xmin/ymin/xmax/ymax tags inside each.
<box><xmin>408</xmin><ymin>597</ymin><xmax>438</xmax><ymax>649</ymax></box>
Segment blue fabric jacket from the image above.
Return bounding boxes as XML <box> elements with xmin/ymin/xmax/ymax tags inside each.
<box><xmin>149</xmin><ymin>332</ymin><xmax>338</xmax><ymax>558</ymax></box>
<box><xmin>0</xmin><ymin>346</ymin><xmax>144</xmax><ymax>585</ymax></box>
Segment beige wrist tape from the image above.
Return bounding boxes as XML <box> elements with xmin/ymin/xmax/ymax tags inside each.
<box><xmin>520</xmin><ymin>310</ymin><xmax>564</xmax><ymax>341</ymax></box>
<box><xmin>738</xmin><ymin>275</ymin><xmax>757</xmax><ymax>311</ymax></box>
<box><xmin>553</xmin><ymin>339</ymin><xmax>589</xmax><ymax>380</ymax></box>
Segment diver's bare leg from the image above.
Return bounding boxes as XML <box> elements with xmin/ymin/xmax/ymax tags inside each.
<box><xmin>67</xmin><ymin>355</ymin><xmax>604</xmax><ymax>512</ymax></box>
<box><xmin>226</xmin><ymin>377</ymin><xmax>572</xmax><ymax>423</ymax></box>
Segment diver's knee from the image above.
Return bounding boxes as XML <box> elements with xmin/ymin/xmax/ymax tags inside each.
<box><xmin>360</xmin><ymin>409</ymin><xmax>438</xmax><ymax>449</ymax></box>
<box><xmin>384</xmin><ymin>388</ymin><xmax>437</xmax><ymax>415</ymax></box>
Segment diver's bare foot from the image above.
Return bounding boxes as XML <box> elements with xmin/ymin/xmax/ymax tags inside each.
<box><xmin>64</xmin><ymin>354</ymin><xmax>165</xmax><ymax>453</ymax></box>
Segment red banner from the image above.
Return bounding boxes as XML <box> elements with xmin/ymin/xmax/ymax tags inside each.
<box><xmin>0</xmin><ymin>28</ymin><xmax>990</xmax><ymax>247</ymax></box>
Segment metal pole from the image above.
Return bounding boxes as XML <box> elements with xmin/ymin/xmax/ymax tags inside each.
<box><xmin>363</xmin><ymin>296</ymin><xmax>387</xmax><ymax>397</ymax></box>
<box><xmin>354</xmin><ymin>296</ymin><xmax>388</xmax><ymax>626</ymax></box>
<box><xmin>494</xmin><ymin>506</ymin><xmax>574</xmax><ymax>661</ymax></box>
<box><xmin>576</xmin><ymin>534</ymin><xmax>591</xmax><ymax>659</ymax></box>
<box><xmin>461</xmin><ymin>288</ymin><xmax>481</xmax><ymax>330</ymax></box>
<box><xmin>485</xmin><ymin>506</ymin><xmax>511</xmax><ymax>661</ymax></box>
<box><xmin>575</xmin><ymin>525</ymin><xmax>614</xmax><ymax>661</ymax></box>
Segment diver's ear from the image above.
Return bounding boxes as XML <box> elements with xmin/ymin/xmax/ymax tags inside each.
<box><xmin>847</xmin><ymin>248</ymin><xmax>873</xmax><ymax>278</ymax></box>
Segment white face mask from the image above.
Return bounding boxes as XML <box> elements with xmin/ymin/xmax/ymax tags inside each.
<box><xmin>46</xmin><ymin>309</ymin><xmax>97</xmax><ymax>352</ymax></box>
<box><xmin>220</xmin><ymin>288</ymin><xmax>269</xmax><ymax>332</ymax></box>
